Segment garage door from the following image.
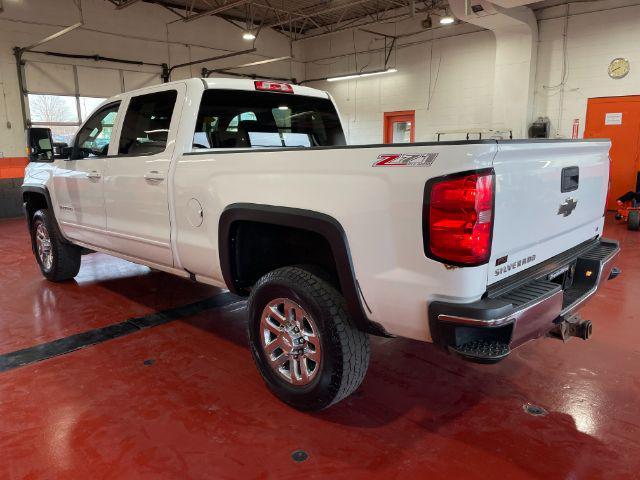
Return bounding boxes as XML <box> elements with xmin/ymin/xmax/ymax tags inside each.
<box><xmin>24</xmin><ymin>60</ymin><xmax>161</xmax><ymax>144</ymax></box>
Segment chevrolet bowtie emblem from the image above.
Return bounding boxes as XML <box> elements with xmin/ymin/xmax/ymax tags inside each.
<box><xmin>558</xmin><ymin>198</ymin><xmax>578</xmax><ymax>217</ymax></box>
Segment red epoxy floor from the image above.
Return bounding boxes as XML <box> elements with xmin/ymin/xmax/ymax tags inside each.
<box><xmin>1</xmin><ymin>216</ymin><xmax>639</xmax><ymax>479</ymax></box>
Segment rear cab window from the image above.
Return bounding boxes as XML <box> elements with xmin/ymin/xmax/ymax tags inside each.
<box><xmin>192</xmin><ymin>90</ymin><xmax>346</xmax><ymax>150</ymax></box>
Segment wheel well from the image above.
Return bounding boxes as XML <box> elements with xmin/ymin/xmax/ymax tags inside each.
<box><xmin>218</xmin><ymin>204</ymin><xmax>391</xmax><ymax>337</ymax></box>
<box><xmin>229</xmin><ymin>221</ymin><xmax>340</xmax><ymax>292</ymax></box>
<box><xmin>23</xmin><ymin>191</ymin><xmax>49</xmax><ymax>223</ymax></box>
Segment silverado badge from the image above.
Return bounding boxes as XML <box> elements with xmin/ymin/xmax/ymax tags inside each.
<box><xmin>558</xmin><ymin>198</ymin><xmax>578</xmax><ymax>217</ymax></box>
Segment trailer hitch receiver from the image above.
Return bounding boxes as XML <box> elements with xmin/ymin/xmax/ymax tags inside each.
<box><xmin>549</xmin><ymin>313</ymin><xmax>593</xmax><ymax>342</ymax></box>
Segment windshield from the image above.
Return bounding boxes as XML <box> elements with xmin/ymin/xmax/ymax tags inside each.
<box><xmin>193</xmin><ymin>89</ymin><xmax>346</xmax><ymax>150</ymax></box>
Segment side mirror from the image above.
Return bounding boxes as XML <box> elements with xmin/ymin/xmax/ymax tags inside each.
<box><xmin>26</xmin><ymin>127</ymin><xmax>54</xmax><ymax>163</ymax></box>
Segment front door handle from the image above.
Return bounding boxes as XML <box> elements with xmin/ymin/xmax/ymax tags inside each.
<box><xmin>86</xmin><ymin>170</ymin><xmax>101</xmax><ymax>179</ymax></box>
<box><xmin>144</xmin><ymin>171</ymin><xmax>165</xmax><ymax>182</ymax></box>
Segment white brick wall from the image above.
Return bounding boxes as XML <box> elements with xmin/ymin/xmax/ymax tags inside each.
<box><xmin>304</xmin><ymin>24</ymin><xmax>496</xmax><ymax>144</ymax></box>
<box><xmin>303</xmin><ymin>0</ymin><xmax>640</xmax><ymax>143</ymax></box>
<box><xmin>534</xmin><ymin>1</ymin><xmax>640</xmax><ymax>138</ymax></box>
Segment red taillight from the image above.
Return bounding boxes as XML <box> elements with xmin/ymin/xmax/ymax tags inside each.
<box><xmin>424</xmin><ymin>170</ymin><xmax>494</xmax><ymax>266</ymax></box>
<box><xmin>254</xmin><ymin>81</ymin><xmax>293</xmax><ymax>93</ymax></box>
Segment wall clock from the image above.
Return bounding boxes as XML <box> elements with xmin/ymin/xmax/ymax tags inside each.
<box><xmin>608</xmin><ymin>58</ymin><xmax>630</xmax><ymax>79</ymax></box>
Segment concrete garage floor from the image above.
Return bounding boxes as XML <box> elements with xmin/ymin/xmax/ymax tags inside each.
<box><xmin>0</xmin><ymin>216</ymin><xmax>638</xmax><ymax>479</ymax></box>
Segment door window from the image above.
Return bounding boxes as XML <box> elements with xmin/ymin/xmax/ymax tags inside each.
<box><xmin>392</xmin><ymin>121</ymin><xmax>412</xmax><ymax>143</ymax></box>
<box><xmin>74</xmin><ymin>102</ymin><xmax>120</xmax><ymax>158</ymax></box>
<box><xmin>118</xmin><ymin>90</ymin><xmax>178</xmax><ymax>156</ymax></box>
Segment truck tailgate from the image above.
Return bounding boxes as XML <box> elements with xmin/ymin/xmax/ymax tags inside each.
<box><xmin>489</xmin><ymin>140</ymin><xmax>610</xmax><ymax>285</ymax></box>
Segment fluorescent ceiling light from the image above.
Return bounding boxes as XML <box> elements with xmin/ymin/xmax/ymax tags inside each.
<box><xmin>278</xmin><ymin>105</ymin><xmax>289</xmax><ymax>110</ymax></box>
<box><xmin>440</xmin><ymin>15</ymin><xmax>455</xmax><ymax>24</ymax></box>
<box><xmin>327</xmin><ymin>68</ymin><xmax>398</xmax><ymax>82</ymax></box>
<box><xmin>242</xmin><ymin>32</ymin><xmax>256</xmax><ymax>40</ymax></box>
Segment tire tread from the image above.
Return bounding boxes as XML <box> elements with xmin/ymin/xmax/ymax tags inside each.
<box><xmin>32</xmin><ymin>209</ymin><xmax>81</xmax><ymax>282</ymax></box>
<box><xmin>248</xmin><ymin>266</ymin><xmax>370</xmax><ymax>410</ymax></box>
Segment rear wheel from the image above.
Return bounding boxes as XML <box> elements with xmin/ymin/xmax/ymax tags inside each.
<box><xmin>247</xmin><ymin>266</ymin><xmax>370</xmax><ymax>411</ymax></box>
<box><xmin>31</xmin><ymin>209</ymin><xmax>81</xmax><ymax>281</ymax></box>
<box><xmin>629</xmin><ymin>210</ymin><xmax>640</xmax><ymax>231</ymax></box>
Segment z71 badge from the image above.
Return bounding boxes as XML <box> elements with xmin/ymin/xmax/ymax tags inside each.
<box><xmin>373</xmin><ymin>153</ymin><xmax>438</xmax><ymax>167</ymax></box>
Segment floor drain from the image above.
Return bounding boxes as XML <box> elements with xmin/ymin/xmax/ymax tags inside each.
<box><xmin>291</xmin><ymin>450</ymin><xmax>309</xmax><ymax>463</ymax></box>
<box><xmin>523</xmin><ymin>403</ymin><xmax>548</xmax><ymax>416</ymax></box>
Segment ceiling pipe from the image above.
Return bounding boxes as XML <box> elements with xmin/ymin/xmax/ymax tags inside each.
<box><xmin>162</xmin><ymin>47</ymin><xmax>256</xmax><ymax>82</ymax></box>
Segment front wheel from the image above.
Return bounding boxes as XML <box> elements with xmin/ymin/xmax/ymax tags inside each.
<box><xmin>31</xmin><ymin>209</ymin><xmax>81</xmax><ymax>281</ymax></box>
<box><xmin>247</xmin><ymin>266</ymin><xmax>370</xmax><ymax>411</ymax></box>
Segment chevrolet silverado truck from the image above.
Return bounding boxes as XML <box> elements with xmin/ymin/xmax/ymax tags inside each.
<box><xmin>22</xmin><ymin>78</ymin><xmax>620</xmax><ymax>410</ymax></box>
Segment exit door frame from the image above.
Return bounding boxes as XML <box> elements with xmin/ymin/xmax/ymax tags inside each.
<box><xmin>383</xmin><ymin>110</ymin><xmax>415</xmax><ymax>143</ymax></box>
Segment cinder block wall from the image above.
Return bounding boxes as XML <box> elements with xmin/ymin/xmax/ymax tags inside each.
<box><xmin>302</xmin><ymin>0</ymin><xmax>640</xmax><ymax>144</ymax></box>
<box><xmin>0</xmin><ymin>0</ymin><xmax>301</xmax><ymax>218</ymax></box>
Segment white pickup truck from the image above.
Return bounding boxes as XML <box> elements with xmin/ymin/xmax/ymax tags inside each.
<box><xmin>22</xmin><ymin>78</ymin><xmax>620</xmax><ymax>410</ymax></box>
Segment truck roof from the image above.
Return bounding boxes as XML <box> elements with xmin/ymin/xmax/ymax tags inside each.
<box><xmin>107</xmin><ymin>77</ymin><xmax>329</xmax><ymax>103</ymax></box>
<box><xmin>202</xmin><ymin>77</ymin><xmax>329</xmax><ymax>99</ymax></box>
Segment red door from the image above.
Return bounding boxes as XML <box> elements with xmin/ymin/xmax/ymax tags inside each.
<box><xmin>384</xmin><ymin>111</ymin><xmax>415</xmax><ymax>144</ymax></box>
<box><xmin>584</xmin><ymin>96</ymin><xmax>640</xmax><ymax>210</ymax></box>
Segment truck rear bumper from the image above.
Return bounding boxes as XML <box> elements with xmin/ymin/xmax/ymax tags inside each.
<box><xmin>428</xmin><ymin>237</ymin><xmax>620</xmax><ymax>363</ymax></box>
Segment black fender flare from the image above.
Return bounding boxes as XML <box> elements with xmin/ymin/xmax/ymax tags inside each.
<box><xmin>218</xmin><ymin>203</ymin><xmax>390</xmax><ymax>336</ymax></box>
<box><xmin>21</xmin><ymin>185</ymin><xmax>70</xmax><ymax>244</ymax></box>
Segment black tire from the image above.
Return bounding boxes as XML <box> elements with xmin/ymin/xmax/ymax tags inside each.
<box><xmin>247</xmin><ymin>266</ymin><xmax>370</xmax><ymax>411</ymax></box>
<box><xmin>31</xmin><ymin>209</ymin><xmax>81</xmax><ymax>281</ymax></box>
<box><xmin>629</xmin><ymin>210</ymin><xmax>640</xmax><ymax>231</ymax></box>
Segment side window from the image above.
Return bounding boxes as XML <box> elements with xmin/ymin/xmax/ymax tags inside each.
<box><xmin>118</xmin><ymin>90</ymin><xmax>178</xmax><ymax>156</ymax></box>
<box><xmin>74</xmin><ymin>103</ymin><xmax>120</xmax><ymax>158</ymax></box>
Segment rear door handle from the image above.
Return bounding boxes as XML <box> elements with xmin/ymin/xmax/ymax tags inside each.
<box><xmin>144</xmin><ymin>171</ymin><xmax>165</xmax><ymax>182</ymax></box>
<box><xmin>86</xmin><ymin>171</ymin><xmax>101</xmax><ymax>179</ymax></box>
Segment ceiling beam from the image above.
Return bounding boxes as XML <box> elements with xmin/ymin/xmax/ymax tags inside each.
<box><xmin>264</xmin><ymin>0</ymin><xmax>379</xmax><ymax>29</ymax></box>
<box><xmin>294</xmin><ymin>5</ymin><xmax>430</xmax><ymax>41</ymax></box>
<box><xmin>115</xmin><ymin>0</ymin><xmax>143</xmax><ymax>9</ymax></box>
<box><xmin>183</xmin><ymin>0</ymin><xmax>250</xmax><ymax>22</ymax></box>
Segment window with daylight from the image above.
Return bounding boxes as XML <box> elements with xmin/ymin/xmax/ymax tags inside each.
<box><xmin>75</xmin><ymin>103</ymin><xmax>120</xmax><ymax>158</ymax></box>
<box><xmin>28</xmin><ymin>94</ymin><xmax>107</xmax><ymax>145</ymax></box>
